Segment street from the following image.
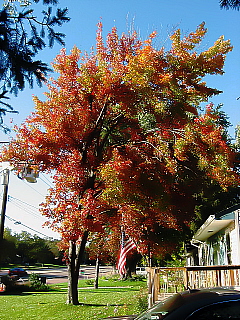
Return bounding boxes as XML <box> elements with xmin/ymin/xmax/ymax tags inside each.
<box><xmin>0</xmin><ymin>265</ymin><xmax>115</xmax><ymax>284</ymax></box>
<box><xmin>27</xmin><ymin>265</ymin><xmax>115</xmax><ymax>284</ymax></box>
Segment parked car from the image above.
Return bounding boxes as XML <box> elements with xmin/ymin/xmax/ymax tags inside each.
<box><xmin>103</xmin><ymin>287</ymin><xmax>240</xmax><ymax>319</ymax></box>
<box><xmin>8</xmin><ymin>268</ymin><xmax>28</xmax><ymax>277</ymax></box>
<box><xmin>136</xmin><ymin>267</ymin><xmax>147</xmax><ymax>277</ymax></box>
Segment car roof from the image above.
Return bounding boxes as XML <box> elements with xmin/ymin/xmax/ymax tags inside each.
<box><xmin>169</xmin><ymin>287</ymin><xmax>240</xmax><ymax>309</ymax></box>
<box><xmin>136</xmin><ymin>287</ymin><xmax>240</xmax><ymax>320</ymax></box>
<box><xmin>160</xmin><ymin>287</ymin><xmax>240</xmax><ymax>320</ymax></box>
<box><xmin>179</xmin><ymin>287</ymin><xmax>240</xmax><ymax>301</ymax></box>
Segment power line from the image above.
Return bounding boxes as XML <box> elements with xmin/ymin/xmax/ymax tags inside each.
<box><xmin>8</xmin><ymin>195</ymin><xmax>40</xmax><ymax>210</ymax></box>
<box><xmin>39</xmin><ymin>173</ymin><xmax>54</xmax><ymax>188</ymax></box>
<box><xmin>22</xmin><ymin>179</ymin><xmax>46</xmax><ymax>197</ymax></box>
<box><xmin>7</xmin><ymin>196</ymin><xmax>45</xmax><ymax>221</ymax></box>
<box><xmin>5</xmin><ymin>215</ymin><xmax>54</xmax><ymax>239</ymax></box>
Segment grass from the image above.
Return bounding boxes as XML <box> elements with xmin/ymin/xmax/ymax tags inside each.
<box><xmin>0</xmin><ymin>277</ymin><xmax>148</xmax><ymax>320</ymax></box>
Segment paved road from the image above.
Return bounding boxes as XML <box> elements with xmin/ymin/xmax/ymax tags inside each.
<box><xmin>28</xmin><ymin>265</ymin><xmax>115</xmax><ymax>284</ymax></box>
<box><xmin>0</xmin><ymin>265</ymin><xmax>115</xmax><ymax>284</ymax></box>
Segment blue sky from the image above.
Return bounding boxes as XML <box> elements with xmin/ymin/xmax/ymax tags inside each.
<box><xmin>0</xmin><ymin>0</ymin><xmax>239</xmax><ymax>238</ymax></box>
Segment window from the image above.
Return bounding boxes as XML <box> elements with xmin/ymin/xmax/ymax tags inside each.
<box><xmin>186</xmin><ymin>300</ymin><xmax>240</xmax><ymax>320</ymax></box>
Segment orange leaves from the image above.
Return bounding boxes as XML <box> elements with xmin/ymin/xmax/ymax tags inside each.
<box><xmin>167</xmin><ymin>23</ymin><xmax>232</xmax><ymax>108</ymax></box>
<box><xmin>198</xmin><ymin>36</ymin><xmax>232</xmax><ymax>75</ymax></box>
<box><xmin>170</xmin><ymin>22</ymin><xmax>207</xmax><ymax>55</ymax></box>
<box><xmin>1</xmin><ymin>22</ymin><xmax>239</xmax><ymax>259</ymax></box>
<box><xmin>100</xmin><ymin>144</ymin><xmax>181</xmax><ymax>236</ymax></box>
<box><xmin>53</xmin><ymin>46</ymin><xmax>81</xmax><ymax>79</ymax></box>
<box><xmin>174</xmin><ymin>105</ymin><xmax>238</xmax><ymax>190</ymax></box>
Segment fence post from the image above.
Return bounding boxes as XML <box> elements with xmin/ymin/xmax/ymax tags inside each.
<box><xmin>184</xmin><ymin>267</ymin><xmax>189</xmax><ymax>289</ymax></box>
<box><xmin>229</xmin><ymin>269</ymin><xmax>234</xmax><ymax>286</ymax></box>
<box><xmin>147</xmin><ymin>268</ymin><xmax>157</xmax><ymax>308</ymax></box>
<box><xmin>153</xmin><ymin>269</ymin><xmax>159</xmax><ymax>303</ymax></box>
<box><xmin>147</xmin><ymin>268</ymin><xmax>152</xmax><ymax>308</ymax></box>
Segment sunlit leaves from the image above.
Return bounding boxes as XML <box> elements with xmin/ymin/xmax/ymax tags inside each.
<box><xmin>1</xmin><ymin>22</ymin><xmax>238</xmax><ymax>259</ymax></box>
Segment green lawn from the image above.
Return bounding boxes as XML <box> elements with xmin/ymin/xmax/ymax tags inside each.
<box><xmin>0</xmin><ymin>278</ymin><xmax>147</xmax><ymax>320</ymax></box>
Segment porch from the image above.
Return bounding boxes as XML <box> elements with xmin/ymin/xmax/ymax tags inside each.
<box><xmin>147</xmin><ymin>265</ymin><xmax>240</xmax><ymax>307</ymax></box>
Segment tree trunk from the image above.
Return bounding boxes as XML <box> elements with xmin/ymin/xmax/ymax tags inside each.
<box><xmin>67</xmin><ymin>231</ymin><xmax>88</xmax><ymax>305</ymax></box>
<box><xmin>94</xmin><ymin>256</ymin><xmax>100</xmax><ymax>289</ymax></box>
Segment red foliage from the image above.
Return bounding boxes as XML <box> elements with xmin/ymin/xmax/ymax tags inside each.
<box><xmin>1</xmin><ymin>23</ymin><xmax>239</xmax><ymax>259</ymax></box>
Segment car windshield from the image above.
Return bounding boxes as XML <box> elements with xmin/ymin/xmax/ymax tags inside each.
<box><xmin>135</xmin><ymin>293</ymin><xmax>185</xmax><ymax>320</ymax></box>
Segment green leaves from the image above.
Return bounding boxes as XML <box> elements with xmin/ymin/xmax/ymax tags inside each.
<box><xmin>0</xmin><ymin>2</ymin><xmax>70</xmax><ymax>129</ymax></box>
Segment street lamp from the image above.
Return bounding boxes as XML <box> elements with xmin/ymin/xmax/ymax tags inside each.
<box><xmin>0</xmin><ymin>162</ymin><xmax>39</xmax><ymax>242</ymax></box>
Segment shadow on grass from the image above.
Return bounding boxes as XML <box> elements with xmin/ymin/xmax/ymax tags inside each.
<box><xmin>78</xmin><ymin>303</ymin><xmax>125</xmax><ymax>307</ymax></box>
<box><xmin>0</xmin><ymin>291</ymin><xmax>33</xmax><ymax>296</ymax></box>
<box><xmin>0</xmin><ymin>291</ymin><xmax>67</xmax><ymax>296</ymax></box>
<box><xmin>0</xmin><ymin>285</ymin><xmax>139</xmax><ymax>298</ymax></box>
<box><xmin>78</xmin><ymin>289</ymin><xmax>138</xmax><ymax>294</ymax></box>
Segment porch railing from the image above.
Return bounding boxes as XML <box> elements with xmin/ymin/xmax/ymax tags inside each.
<box><xmin>147</xmin><ymin>265</ymin><xmax>240</xmax><ymax>307</ymax></box>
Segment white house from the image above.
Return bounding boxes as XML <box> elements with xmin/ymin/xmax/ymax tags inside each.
<box><xmin>187</xmin><ymin>204</ymin><xmax>240</xmax><ymax>266</ymax></box>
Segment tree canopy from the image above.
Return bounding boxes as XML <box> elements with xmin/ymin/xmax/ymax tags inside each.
<box><xmin>0</xmin><ymin>0</ymin><xmax>69</xmax><ymax>132</ymax></box>
<box><xmin>1</xmin><ymin>228</ymin><xmax>60</xmax><ymax>265</ymax></box>
<box><xmin>1</xmin><ymin>22</ymin><xmax>239</xmax><ymax>303</ymax></box>
<box><xmin>220</xmin><ymin>0</ymin><xmax>240</xmax><ymax>10</ymax></box>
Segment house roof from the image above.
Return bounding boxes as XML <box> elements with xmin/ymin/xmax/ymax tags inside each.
<box><xmin>192</xmin><ymin>215</ymin><xmax>233</xmax><ymax>242</ymax></box>
<box><xmin>215</xmin><ymin>203</ymin><xmax>240</xmax><ymax>219</ymax></box>
<box><xmin>192</xmin><ymin>204</ymin><xmax>240</xmax><ymax>242</ymax></box>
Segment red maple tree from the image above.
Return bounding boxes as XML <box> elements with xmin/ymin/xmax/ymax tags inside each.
<box><xmin>2</xmin><ymin>22</ymin><xmax>239</xmax><ymax>304</ymax></box>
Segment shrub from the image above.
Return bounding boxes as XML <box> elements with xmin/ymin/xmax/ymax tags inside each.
<box><xmin>100</xmin><ymin>274</ymin><xmax>120</xmax><ymax>281</ymax></box>
<box><xmin>129</xmin><ymin>274</ymin><xmax>146</xmax><ymax>281</ymax></box>
<box><xmin>29</xmin><ymin>273</ymin><xmax>49</xmax><ymax>291</ymax></box>
<box><xmin>135</xmin><ymin>288</ymin><xmax>148</xmax><ymax>313</ymax></box>
<box><xmin>85</xmin><ymin>279</ymin><xmax>94</xmax><ymax>286</ymax></box>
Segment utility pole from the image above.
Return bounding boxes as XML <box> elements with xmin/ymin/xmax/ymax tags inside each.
<box><xmin>0</xmin><ymin>169</ymin><xmax>9</xmax><ymax>242</ymax></box>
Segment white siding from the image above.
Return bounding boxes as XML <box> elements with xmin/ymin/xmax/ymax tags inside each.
<box><xmin>229</xmin><ymin>228</ymin><xmax>239</xmax><ymax>264</ymax></box>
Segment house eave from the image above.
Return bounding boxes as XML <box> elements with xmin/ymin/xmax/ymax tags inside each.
<box><xmin>192</xmin><ymin>215</ymin><xmax>233</xmax><ymax>242</ymax></box>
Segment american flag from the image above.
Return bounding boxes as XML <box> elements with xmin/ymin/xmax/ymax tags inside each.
<box><xmin>117</xmin><ymin>232</ymin><xmax>136</xmax><ymax>277</ymax></box>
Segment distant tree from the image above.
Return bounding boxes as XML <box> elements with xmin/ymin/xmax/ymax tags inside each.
<box><xmin>15</xmin><ymin>232</ymin><xmax>54</xmax><ymax>264</ymax></box>
<box><xmin>220</xmin><ymin>0</ymin><xmax>240</xmax><ymax>10</ymax></box>
<box><xmin>86</xmin><ymin>233</ymin><xmax>113</xmax><ymax>288</ymax></box>
<box><xmin>0</xmin><ymin>0</ymin><xmax>70</xmax><ymax>132</ymax></box>
<box><xmin>46</xmin><ymin>238</ymin><xmax>63</xmax><ymax>263</ymax></box>
<box><xmin>86</xmin><ymin>232</ymin><xmax>119</xmax><ymax>266</ymax></box>
<box><xmin>0</xmin><ymin>228</ymin><xmax>60</xmax><ymax>265</ymax></box>
<box><xmin>0</xmin><ymin>228</ymin><xmax>17</xmax><ymax>265</ymax></box>
<box><xmin>3</xmin><ymin>227</ymin><xmax>17</xmax><ymax>244</ymax></box>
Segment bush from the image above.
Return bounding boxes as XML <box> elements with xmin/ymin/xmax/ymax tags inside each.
<box><xmin>129</xmin><ymin>274</ymin><xmax>146</xmax><ymax>281</ymax></box>
<box><xmin>100</xmin><ymin>274</ymin><xmax>120</xmax><ymax>281</ymax></box>
<box><xmin>135</xmin><ymin>288</ymin><xmax>148</xmax><ymax>313</ymax></box>
<box><xmin>100</xmin><ymin>274</ymin><xmax>146</xmax><ymax>282</ymax></box>
<box><xmin>29</xmin><ymin>273</ymin><xmax>49</xmax><ymax>291</ymax></box>
<box><xmin>85</xmin><ymin>279</ymin><xmax>94</xmax><ymax>286</ymax></box>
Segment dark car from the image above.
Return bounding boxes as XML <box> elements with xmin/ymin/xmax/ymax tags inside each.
<box><xmin>8</xmin><ymin>268</ymin><xmax>28</xmax><ymax>277</ymax></box>
<box><xmin>103</xmin><ymin>287</ymin><xmax>240</xmax><ymax>320</ymax></box>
